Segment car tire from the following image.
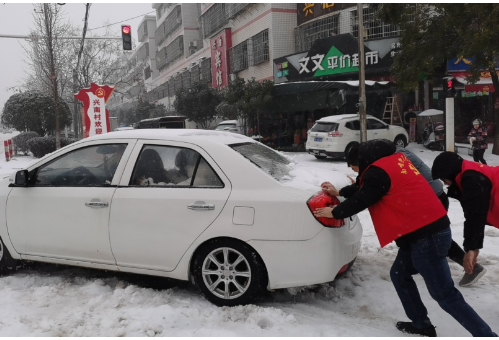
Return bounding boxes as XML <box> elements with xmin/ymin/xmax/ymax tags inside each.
<box><xmin>314</xmin><ymin>155</ymin><xmax>327</xmax><ymax>160</ymax></box>
<box><xmin>344</xmin><ymin>142</ymin><xmax>359</xmax><ymax>162</ymax></box>
<box><xmin>394</xmin><ymin>135</ymin><xmax>407</xmax><ymax>148</ymax></box>
<box><xmin>0</xmin><ymin>237</ymin><xmax>18</xmax><ymax>272</ymax></box>
<box><xmin>192</xmin><ymin>238</ymin><xmax>268</xmax><ymax>307</ymax></box>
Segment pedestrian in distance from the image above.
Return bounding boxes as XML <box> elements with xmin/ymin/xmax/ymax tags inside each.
<box><xmin>432</xmin><ymin>151</ymin><xmax>499</xmax><ymax>277</ymax></box>
<box><xmin>314</xmin><ymin>139</ymin><xmax>496</xmax><ymax>337</ymax></box>
<box><xmin>468</xmin><ymin>118</ymin><xmax>488</xmax><ymax>164</ymax></box>
<box><xmin>325</xmin><ymin>144</ymin><xmax>486</xmax><ymax>287</ymax></box>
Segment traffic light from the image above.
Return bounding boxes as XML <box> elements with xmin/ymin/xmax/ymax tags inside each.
<box><xmin>445</xmin><ymin>77</ymin><xmax>456</xmax><ymax>97</ymax></box>
<box><xmin>121</xmin><ymin>25</ymin><xmax>132</xmax><ymax>51</ymax></box>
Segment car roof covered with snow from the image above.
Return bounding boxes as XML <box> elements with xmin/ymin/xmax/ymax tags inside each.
<box><xmin>218</xmin><ymin>120</ymin><xmax>238</xmax><ymax>125</ymax></box>
<box><xmin>84</xmin><ymin>129</ymin><xmax>254</xmax><ymax>146</ymax></box>
<box><xmin>316</xmin><ymin>114</ymin><xmax>374</xmax><ymax>123</ymax></box>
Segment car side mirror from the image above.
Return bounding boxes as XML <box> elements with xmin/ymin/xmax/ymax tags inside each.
<box><xmin>386</xmin><ymin>125</ymin><xmax>390</xmax><ymax>129</ymax></box>
<box><xmin>9</xmin><ymin>170</ymin><xmax>28</xmax><ymax>187</ymax></box>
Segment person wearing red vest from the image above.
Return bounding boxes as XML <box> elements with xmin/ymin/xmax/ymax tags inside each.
<box><xmin>314</xmin><ymin>139</ymin><xmax>496</xmax><ymax>337</ymax></box>
<box><xmin>432</xmin><ymin>151</ymin><xmax>499</xmax><ymax>276</ymax></box>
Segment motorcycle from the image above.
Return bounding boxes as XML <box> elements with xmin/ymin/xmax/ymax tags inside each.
<box><xmin>422</xmin><ymin>118</ymin><xmax>445</xmax><ymax>151</ymax></box>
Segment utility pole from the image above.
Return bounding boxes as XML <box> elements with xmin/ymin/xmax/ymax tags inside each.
<box><xmin>357</xmin><ymin>3</ymin><xmax>367</xmax><ymax>142</ymax></box>
<box><xmin>73</xmin><ymin>3</ymin><xmax>91</xmax><ymax>139</ymax></box>
<box><xmin>43</xmin><ymin>3</ymin><xmax>61</xmax><ymax>149</ymax></box>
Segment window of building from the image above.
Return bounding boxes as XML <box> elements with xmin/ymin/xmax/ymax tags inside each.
<box><xmin>295</xmin><ymin>15</ymin><xmax>339</xmax><ymax>52</ymax></box>
<box><xmin>144</xmin><ymin>65</ymin><xmax>151</xmax><ymax>80</ymax></box>
<box><xmin>200</xmin><ymin>4</ymin><xmax>226</xmax><ymax>39</ymax></box>
<box><xmin>190</xmin><ymin>65</ymin><xmax>200</xmax><ymax>84</ymax></box>
<box><xmin>200</xmin><ymin>58</ymin><xmax>212</xmax><ymax>83</ymax></box>
<box><xmin>137</xmin><ymin>42</ymin><xmax>149</xmax><ymax>62</ymax></box>
<box><xmin>163</xmin><ymin>5</ymin><xmax>182</xmax><ymax>40</ymax></box>
<box><xmin>251</xmin><ymin>29</ymin><xmax>269</xmax><ymax>66</ymax></box>
<box><xmin>156</xmin><ymin>47</ymin><xmax>167</xmax><ymax>71</ymax></box>
<box><xmin>165</xmin><ymin>35</ymin><xmax>184</xmax><ymax>65</ymax></box>
<box><xmin>229</xmin><ymin>41</ymin><xmax>248</xmax><ymax>73</ymax></box>
<box><xmin>225</xmin><ymin>4</ymin><xmax>249</xmax><ymax>19</ymax></box>
<box><xmin>174</xmin><ymin>74</ymin><xmax>183</xmax><ymax>91</ymax></box>
<box><xmin>350</xmin><ymin>7</ymin><xmax>400</xmax><ymax>40</ymax></box>
<box><xmin>181</xmin><ymin>70</ymin><xmax>191</xmax><ymax>89</ymax></box>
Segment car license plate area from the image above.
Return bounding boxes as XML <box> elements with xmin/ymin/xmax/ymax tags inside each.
<box><xmin>314</xmin><ymin>137</ymin><xmax>323</xmax><ymax>142</ymax></box>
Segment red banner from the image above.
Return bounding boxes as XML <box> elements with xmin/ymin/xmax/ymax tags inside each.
<box><xmin>210</xmin><ymin>29</ymin><xmax>232</xmax><ymax>88</ymax></box>
<box><xmin>74</xmin><ymin>83</ymin><xmax>116</xmax><ymax>138</ymax></box>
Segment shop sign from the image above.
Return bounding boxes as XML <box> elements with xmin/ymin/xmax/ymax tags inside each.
<box><xmin>74</xmin><ymin>83</ymin><xmax>116</xmax><ymax>138</ymax></box>
<box><xmin>210</xmin><ymin>29</ymin><xmax>232</xmax><ymax>88</ymax></box>
<box><xmin>448</xmin><ymin>56</ymin><xmax>499</xmax><ymax>72</ymax></box>
<box><xmin>297</xmin><ymin>3</ymin><xmax>356</xmax><ymax>25</ymax></box>
<box><xmin>273</xmin><ymin>34</ymin><xmax>396</xmax><ymax>83</ymax></box>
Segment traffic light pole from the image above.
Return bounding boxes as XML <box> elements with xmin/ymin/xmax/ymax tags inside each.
<box><xmin>445</xmin><ymin>97</ymin><xmax>455</xmax><ymax>152</ymax></box>
<box><xmin>0</xmin><ymin>34</ymin><xmax>120</xmax><ymax>40</ymax></box>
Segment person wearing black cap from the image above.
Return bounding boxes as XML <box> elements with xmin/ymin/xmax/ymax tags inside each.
<box><xmin>315</xmin><ymin>139</ymin><xmax>496</xmax><ymax>337</ymax></box>
<box><xmin>322</xmin><ymin>144</ymin><xmax>485</xmax><ymax>287</ymax></box>
<box><xmin>432</xmin><ymin>151</ymin><xmax>499</xmax><ymax>279</ymax></box>
<box><xmin>468</xmin><ymin>119</ymin><xmax>488</xmax><ymax>164</ymax></box>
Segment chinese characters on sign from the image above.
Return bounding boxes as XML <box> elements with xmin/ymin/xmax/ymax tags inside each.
<box><xmin>210</xmin><ymin>29</ymin><xmax>232</xmax><ymax>88</ymax></box>
<box><xmin>298</xmin><ymin>51</ymin><xmax>379</xmax><ymax>74</ymax></box>
<box><xmin>297</xmin><ymin>3</ymin><xmax>355</xmax><ymax>25</ymax></box>
<box><xmin>74</xmin><ymin>83</ymin><xmax>116</xmax><ymax>138</ymax></box>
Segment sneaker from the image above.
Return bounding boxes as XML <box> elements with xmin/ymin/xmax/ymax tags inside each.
<box><xmin>459</xmin><ymin>263</ymin><xmax>487</xmax><ymax>287</ymax></box>
<box><xmin>396</xmin><ymin>322</ymin><xmax>437</xmax><ymax>337</ymax></box>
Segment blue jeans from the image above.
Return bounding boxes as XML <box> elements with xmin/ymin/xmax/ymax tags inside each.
<box><xmin>390</xmin><ymin>227</ymin><xmax>497</xmax><ymax>337</ymax></box>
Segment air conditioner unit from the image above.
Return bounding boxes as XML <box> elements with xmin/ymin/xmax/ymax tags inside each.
<box><xmin>189</xmin><ymin>40</ymin><xmax>197</xmax><ymax>47</ymax></box>
<box><xmin>229</xmin><ymin>74</ymin><xmax>236</xmax><ymax>81</ymax></box>
<box><xmin>176</xmin><ymin>18</ymin><xmax>181</xmax><ymax>24</ymax></box>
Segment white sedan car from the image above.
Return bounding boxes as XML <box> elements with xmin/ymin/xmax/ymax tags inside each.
<box><xmin>1</xmin><ymin>130</ymin><xmax>362</xmax><ymax>306</ymax></box>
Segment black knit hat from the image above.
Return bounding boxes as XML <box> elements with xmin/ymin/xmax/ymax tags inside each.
<box><xmin>358</xmin><ymin>139</ymin><xmax>396</xmax><ymax>176</ymax></box>
<box><xmin>432</xmin><ymin>152</ymin><xmax>463</xmax><ymax>181</ymax></box>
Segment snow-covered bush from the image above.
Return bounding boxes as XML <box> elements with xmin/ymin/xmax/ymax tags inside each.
<box><xmin>27</xmin><ymin>137</ymin><xmax>77</xmax><ymax>158</ymax></box>
<box><xmin>12</xmin><ymin>131</ymin><xmax>40</xmax><ymax>154</ymax></box>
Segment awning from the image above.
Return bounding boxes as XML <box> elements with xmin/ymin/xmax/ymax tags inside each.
<box><xmin>274</xmin><ymin>80</ymin><xmax>391</xmax><ymax>96</ymax></box>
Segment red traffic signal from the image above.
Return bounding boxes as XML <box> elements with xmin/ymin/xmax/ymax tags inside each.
<box><xmin>121</xmin><ymin>25</ymin><xmax>132</xmax><ymax>51</ymax></box>
<box><xmin>447</xmin><ymin>80</ymin><xmax>453</xmax><ymax>88</ymax></box>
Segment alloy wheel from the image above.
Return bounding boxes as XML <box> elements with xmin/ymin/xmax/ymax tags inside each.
<box><xmin>201</xmin><ymin>247</ymin><xmax>251</xmax><ymax>300</ymax></box>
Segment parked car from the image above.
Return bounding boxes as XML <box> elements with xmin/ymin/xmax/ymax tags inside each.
<box><xmin>2</xmin><ymin>129</ymin><xmax>362</xmax><ymax>306</ymax></box>
<box><xmin>215</xmin><ymin>120</ymin><xmax>242</xmax><ymax>134</ymax></box>
<box><xmin>306</xmin><ymin>114</ymin><xmax>409</xmax><ymax>160</ymax></box>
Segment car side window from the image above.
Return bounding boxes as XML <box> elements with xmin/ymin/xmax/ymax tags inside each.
<box><xmin>345</xmin><ymin>120</ymin><xmax>360</xmax><ymax>131</ymax></box>
<box><xmin>368</xmin><ymin>119</ymin><xmax>386</xmax><ymax>130</ymax></box>
<box><xmin>34</xmin><ymin>144</ymin><xmax>127</xmax><ymax>187</ymax></box>
<box><xmin>130</xmin><ymin>145</ymin><xmax>224</xmax><ymax>188</ymax></box>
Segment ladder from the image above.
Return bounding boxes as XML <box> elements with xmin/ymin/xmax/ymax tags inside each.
<box><xmin>382</xmin><ymin>96</ymin><xmax>403</xmax><ymax>126</ymax></box>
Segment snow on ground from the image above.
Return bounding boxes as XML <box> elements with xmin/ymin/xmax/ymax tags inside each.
<box><xmin>0</xmin><ymin>139</ymin><xmax>498</xmax><ymax>336</ymax></box>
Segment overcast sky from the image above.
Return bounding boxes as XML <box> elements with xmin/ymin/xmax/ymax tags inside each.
<box><xmin>0</xmin><ymin>2</ymin><xmax>153</xmax><ymax>110</ymax></box>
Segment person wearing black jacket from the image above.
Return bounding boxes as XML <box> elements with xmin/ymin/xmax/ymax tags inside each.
<box><xmin>326</xmin><ymin>144</ymin><xmax>486</xmax><ymax>287</ymax></box>
<box><xmin>432</xmin><ymin>152</ymin><xmax>496</xmax><ymax>277</ymax></box>
<box><xmin>314</xmin><ymin>139</ymin><xmax>496</xmax><ymax>337</ymax></box>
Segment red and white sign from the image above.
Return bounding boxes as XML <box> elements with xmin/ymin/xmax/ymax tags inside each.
<box><xmin>210</xmin><ymin>29</ymin><xmax>232</xmax><ymax>88</ymax></box>
<box><xmin>74</xmin><ymin>83</ymin><xmax>116</xmax><ymax>138</ymax></box>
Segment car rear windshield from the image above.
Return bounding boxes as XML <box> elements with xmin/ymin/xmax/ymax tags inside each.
<box><xmin>216</xmin><ymin>124</ymin><xmax>236</xmax><ymax>130</ymax></box>
<box><xmin>310</xmin><ymin>122</ymin><xmax>338</xmax><ymax>133</ymax></box>
<box><xmin>231</xmin><ymin>142</ymin><xmax>290</xmax><ymax>181</ymax></box>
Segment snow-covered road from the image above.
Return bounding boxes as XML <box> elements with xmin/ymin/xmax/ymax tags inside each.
<box><xmin>0</xmin><ymin>138</ymin><xmax>497</xmax><ymax>336</ymax></box>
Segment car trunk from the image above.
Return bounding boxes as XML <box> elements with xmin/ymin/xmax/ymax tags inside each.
<box><xmin>308</xmin><ymin>122</ymin><xmax>339</xmax><ymax>148</ymax></box>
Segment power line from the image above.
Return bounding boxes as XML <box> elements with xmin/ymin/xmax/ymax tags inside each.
<box><xmin>87</xmin><ymin>10</ymin><xmax>155</xmax><ymax>31</ymax></box>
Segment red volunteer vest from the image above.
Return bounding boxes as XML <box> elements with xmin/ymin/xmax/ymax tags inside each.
<box><xmin>455</xmin><ymin>160</ymin><xmax>499</xmax><ymax>229</ymax></box>
<box><xmin>360</xmin><ymin>153</ymin><xmax>447</xmax><ymax>247</ymax></box>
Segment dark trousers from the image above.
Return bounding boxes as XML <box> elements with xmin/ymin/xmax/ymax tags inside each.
<box><xmin>473</xmin><ymin>149</ymin><xmax>487</xmax><ymax>164</ymax></box>
<box><xmin>390</xmin><ymin>227</ymin><xmax>496</xmax><ymax>336</ymax></box>
<box><xmin>437</xmin><ymin>192</ymin><xmax>465</xmax><ymax>266</ymax></box>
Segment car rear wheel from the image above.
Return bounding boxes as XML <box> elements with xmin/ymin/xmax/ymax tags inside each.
<box><xmin>192</xmin><ymin>238</ymin><xmax>267</xmax><ymax>306</ymax></box>
<box><xmin>394</xmin><ymin>135</ymin><xmax>407</xmax><ymax>148</ymax></box>
<box><xmin>314</xmin><ymin>155</ymin><xmax>327</xmax><ymax>160</ymax></box>
<box><xmin>0</xmin><ymin>237</ymin><xmax>18</xmax><ymax>272</ymax></box>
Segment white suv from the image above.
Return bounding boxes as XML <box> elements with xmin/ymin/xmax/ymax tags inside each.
<box><xmin>306</xmin><ymin>114</ymin><xmax>409</xmax><ymax>159</ymax></box>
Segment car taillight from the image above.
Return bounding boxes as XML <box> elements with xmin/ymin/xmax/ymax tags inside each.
<box><xmin>327</xmin><ymin>131</ymin><xmax>343</xmax><ymax>137</ymax></box>
<box><xmin>337</xmin><ymin>263</ymin><xmax>349</xmax><ymax>274</ymax></box>
<box><xmin>306</xmin><ymin>192</ymin><xmax>345</xmax><ymax>228</ymax></box>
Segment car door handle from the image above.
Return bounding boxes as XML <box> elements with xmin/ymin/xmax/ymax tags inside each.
<box><xmin>85</xmin><ymin>201</ymin><xmax>109</xmax><ymax>208</ymax></box>
<box><xmin>188</xmin><ymin>203</ymin><xmax>215</xmax><ymax>210</ymax></box>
